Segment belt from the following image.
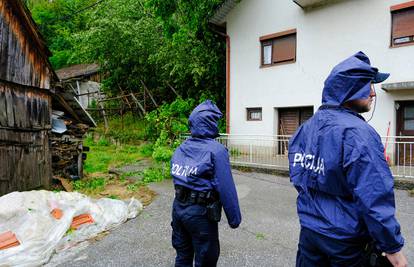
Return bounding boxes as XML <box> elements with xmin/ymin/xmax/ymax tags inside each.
<box><xmin>174</xmin><ymin>185</ymin><xmax>218</xmax><ymax>206</ymax></box>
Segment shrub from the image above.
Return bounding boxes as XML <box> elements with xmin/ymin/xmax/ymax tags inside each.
<box><xmin>145</xmin><ymin>97</ymin><xmax>196</xmax><ymax>163</ymax></box>
<box><xmin>142</xmin><ymin>165</ymin><xmax>171</xmax><ymax>184</ymax></box>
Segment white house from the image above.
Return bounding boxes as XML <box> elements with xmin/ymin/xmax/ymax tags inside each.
<box><xmin>211</xmin><ymin>0</ymin><xmax>414</xmax><ymax>141</ymax></box>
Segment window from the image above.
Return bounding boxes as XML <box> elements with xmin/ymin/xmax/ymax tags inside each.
<box><xmin>391</xmin><ymin>2</ymin><xmax>414</xmax><ymax>47</ymax></box>
<box><xmin>260</xmin><ymin>29</ymin><xmax>296</xmax><ymax>67</ymax></box>
<box><xmin>247</xmin><ymin>108</ymin><xmax>262</xmax><ymax>121</ymax></box>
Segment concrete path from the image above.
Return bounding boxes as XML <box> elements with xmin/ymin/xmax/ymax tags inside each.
<box><xmin>55</xmin><ymin>170</ymin><xmax>414</xmax><ymax>267</ymax></box>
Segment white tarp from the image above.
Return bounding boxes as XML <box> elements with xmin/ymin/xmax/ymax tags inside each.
<box><xmin>0</xmin><ymin>190</ymin><xmax>143</xmax><ymax>267</ymax></box>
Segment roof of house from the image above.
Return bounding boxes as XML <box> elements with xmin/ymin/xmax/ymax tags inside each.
<box><xmin>56</xmin><ymin>63</ymin><xmax>100</xmax><ymax>81</ymax></box>
<box><xmin>210</xmin><ymin>0</ymin><xmax>240</xmax><ymax>26</ymax></box>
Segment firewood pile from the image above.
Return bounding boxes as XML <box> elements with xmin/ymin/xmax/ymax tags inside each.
<box><xmin>50</xmin><ymin>121</ymin><xmax>89</xmax><ymax>179</ymax></box>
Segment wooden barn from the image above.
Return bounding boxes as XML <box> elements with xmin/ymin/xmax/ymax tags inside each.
<box><xmin>0</xmin><ymin>0</ymin><xmax>57</xmax><ymax>195</ymax></box>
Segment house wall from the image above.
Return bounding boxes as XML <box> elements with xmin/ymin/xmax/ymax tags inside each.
<box><xmin>226</xmin><ymin>0</ymin><xmax>414</xmax><ymax>138</ymax></box>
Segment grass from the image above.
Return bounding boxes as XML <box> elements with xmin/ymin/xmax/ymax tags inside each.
<box><xmin>73</xmin><ymin>177</ymin><xmax>106</xmax><ymax>194</ymax></box>
<box><xmin>410</xmin><ymin>189</ymin><xmax>414</xmax><ymax>197</ymax></box>
<box><xmin>83</xmin><ymin>134</ymin><xmax>150</xmax><ymax>174</ymax></box>
<box><xmin>94</xmin><ymin>113</ymin><xmax>147</xmax><ymax>144</ymax></box>
<box><xmin>72</xmin><ymin>115</ymin><xmax>164</xmax><ymax>204</ymax></box>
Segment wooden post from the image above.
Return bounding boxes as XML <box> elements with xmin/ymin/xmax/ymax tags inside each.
<box><xmin>97</xmin><ymin>88</ymin><xmax>109</xmax><ymax>132</ymax></box>
<box><xmin>130</xmin><ymin>92</ymin><xmax>146</xmax><ymax>116</ymax></box>
<box><xmin>166</xmin><ymin>81</ymin><xmax>180</xmax><ymax>97</ymax></box>
<box><xmin>140</xmin><ymin>80</ymin><xmax>158</xmax><ymax>108</ymax></box>
<box><xmin>119</xmin><ymin>85</ymin><xmax>132</xmax><ymax>110</ymax></box>
<box><xmin>121</xmin><ymin>102</ymin><xmax>124</xmax><ymax>130</ymax></box>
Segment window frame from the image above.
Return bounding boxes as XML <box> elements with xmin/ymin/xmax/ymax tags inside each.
<box><xmin>390</xmin><ymin>1</ymin><xmax>414</xmax><ymax>48</ymax></box>
<box><xmin>260</xmin><ymin>29</ymin><xmax>297</xmax><ymax>67</ymax></box>
<box><xmin>246</xmin><ymin>107</ymin><xmax>263</xmax><ymax>121</ymax></box>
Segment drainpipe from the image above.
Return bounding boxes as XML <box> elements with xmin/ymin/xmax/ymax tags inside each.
<box><xmin>225</xmin><ymin>35</ymin><xmax>230</xmax><ymax>134</ymax></box>
<box><xmin>210</xmin><ymin>25</ymin><xmax>231</xmax><ymax>134</ymax></box>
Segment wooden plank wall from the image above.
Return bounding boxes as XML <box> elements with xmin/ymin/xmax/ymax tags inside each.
<box><xmin>0</xmin><ymin>0</ymin><xmax>51</xmax><ymax>89</ymax></box>
<box><xmin>0</xmin><ymin>81</ymin><xmax>51</xmax><ymax>195</ymax></box>
<box><xmin>0</xmin><ymin>130</ymin><xmax>50</xmax><ymax>194</ymax></box>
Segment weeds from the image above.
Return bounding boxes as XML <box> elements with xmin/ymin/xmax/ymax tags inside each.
<box><xmin>142</xmin><ymin>164</ymin><xmax>171</xmax><ymax>184</ymax></box>
<box><xmin>120</xmin><ymin>171</ymin><xmax>142</xmax><ymax>182</ymax></box>
<box><xmin>73</xmin><ymin>177</ymin><xmax>106</xmax><ymax>194</ymax></box>
<box><xmin>126</xmin><ymin>182</ymin><xmax>143</xmax><ymax>192</ymax></box>
<box><xmin>83</xmin><ymin>135</ymin><xmax>146</xmax><ymax>174</ymax></box>
<box><xmin>256</xmin><ymin>233</ymin><xmax>265</xmax><ymax>240</ymax></box>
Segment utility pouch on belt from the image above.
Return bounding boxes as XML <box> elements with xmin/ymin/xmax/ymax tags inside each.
<box><xmin>206</xmin><ymin>201</ymin><xmax>222</xmax><ymax>222</ymax></box>
<box><xmin>363</xmin><ymin>242</ymin><xmax>393</xmax><ymax>267</ymax></box>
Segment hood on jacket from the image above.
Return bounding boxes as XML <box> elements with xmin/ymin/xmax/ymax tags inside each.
<box><xmin>188</xmin><ymin>100</ymin><xmax>222</xmax><ymax>138</ymax></box>
<box><xmin>322</xmin><ymin>51</ymin><xmax>389</xmax><ymax>105</ymax></box>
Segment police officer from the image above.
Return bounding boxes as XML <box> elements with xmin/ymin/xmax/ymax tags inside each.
<box><xmin>170</xmin><ymin>100</ymin><xmax>241</xmax><ymax>267</ymax></box>
<box><xmin>289</xmin><ymin>52</ymin><xmax>407</xmax><ymax>267</ymax></box>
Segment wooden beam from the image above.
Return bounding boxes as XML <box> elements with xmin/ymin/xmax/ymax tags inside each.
<box><xmin>55</xmin><ymin>94</ymin><xmax>82</xmax><ymax>122</ymax></box>
<box><xmin>140</xmin><ymin>80</ymin><xmax>158</xmax><ymax>107</ymax></box>
<box><xmin>130</xmin><ymin>93</ymin><xmax>146</xmax><ymax>115</ymax></box>
<box><xmin>166</xmin><ymin>81</ymin><xmax>180</xmax><ymax>97</ymax></box>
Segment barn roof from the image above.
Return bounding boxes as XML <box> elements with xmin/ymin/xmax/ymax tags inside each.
<box><xmin>4</xmin><ymin>0</ymin><xmax>57</xmax><ymax>79</ymax></box>
<box><xmin>56</xmin><ymin>64</ymin><xmax>100</xmax><ymax>81</ymax></box>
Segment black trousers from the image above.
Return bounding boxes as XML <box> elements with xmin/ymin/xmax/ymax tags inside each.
<box><xmin>296</xmin><ymin>227</ymin><xmax>370</xmax><ymax>267</ymax></box>
<box><xmin>171</xmin><ymin>199</ymin><xmax>220</xmax><ymax>267</ymax></box>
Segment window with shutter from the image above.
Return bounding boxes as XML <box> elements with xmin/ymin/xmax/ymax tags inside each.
<box><xmin>260</xmin><ymin>29</ymin><xmax>296</xmax><ymax>67</ymax></box>
<box><xmin>391</xmin><ymin>3</ymin><xmax>414</xmax><ymax>47</ymax></box>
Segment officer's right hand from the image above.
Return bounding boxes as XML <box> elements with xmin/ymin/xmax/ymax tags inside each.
<box><xmin>386</xmin><ymin>251</ymin><xmax>408</xmax><ymax>267</ymax></box>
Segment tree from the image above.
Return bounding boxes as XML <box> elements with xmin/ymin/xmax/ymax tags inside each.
<box><xmin>28</xmin><ymin>0</ymin><xmax>227</xmax><ymax>110</ymax></box>
<box><xmin>27</xmin><ymin>0</ymin><xmax>98</xmax><ymax>69</ymax></box>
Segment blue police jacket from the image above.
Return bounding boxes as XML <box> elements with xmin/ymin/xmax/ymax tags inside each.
<box><xmin>171</xmin><ymin>100</ymin><xmax>242</xmax><ymax>228</ymax></box>
<box><xmin>288</xmin><ymin>52</ymin><xmax>404</xmax><ymax>253</ymax></box>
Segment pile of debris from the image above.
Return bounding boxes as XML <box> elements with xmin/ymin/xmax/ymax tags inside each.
<box><xmin>50</xmin><ymin>110</ymin><xmax>90</xmax><ymax>180</ymax></box>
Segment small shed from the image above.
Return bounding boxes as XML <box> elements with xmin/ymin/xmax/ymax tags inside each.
<box><xmin>0</xmin><ymin>0</ymin><xmax>56</xmax><ymax>195</ymax></box>
<box><xmin>56</xmin><ymin>63</ymin><xmax>102</xmax><ymax>109</ymax></box>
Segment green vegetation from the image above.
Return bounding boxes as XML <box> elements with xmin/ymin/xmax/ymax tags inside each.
<box><xmin>83</xmin><ymin>135</ymin><xmax>146</xmax><ymax>174</ymax></box>
<box><xmin>26</xmin><ymin>0</ymin><xmax>227</xmax><ymax>109</ymax></box>
<box><xmin>25</xmin><ymin>0</ymin><xmax>98</xmax><ymax>69</ymax></box>
<box><xmin>256</xmin><ymin>233</ymin><xmax>265</xmax><ymax>240</ymax></box>
<box><xmin>142</xmin><ymin>165</ymin><xmax>170</xmax><ymax>183</ymax></box>
<box><xmin>25</xmin><ymin>0</ymin><xmax>230</xmax><ymax>188</ymax></box>
<box><xmin>94</xmin><ymin>114</ymin><xmax>147</xmax><ymax>144</ymax></box>
<box><xmin>72</xmin><ymin>177</ymin><xmax>106</xmax><ymax>194</ymax></box>
<box><xmin>230</xmin><ymin>147</ymin><xmax>242</xmax><ymax>157</ymax></box>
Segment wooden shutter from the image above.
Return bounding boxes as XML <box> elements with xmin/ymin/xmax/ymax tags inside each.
<box><xmin>392</xmin><ymin>7</ymin><xmax>414</xmax><ymax>39</ymax></box>
<box><xmin>300</xmin><ymin>107</ymin><xmax>313</xmax><ymax>124</ymax></box>
<box><xmin>279</xmin><ymin>109</ymin><xmax>300</xmax><ymax>136</ymax></box>
<box><xmin>273</xmin><ymin>34</ymin><xmax>296</xmax><ymax>63</ymax></box>
<box><xmin>279</xmin><ymin>107</ymin><xmax>313</xmax><ymax>136</ymax></box>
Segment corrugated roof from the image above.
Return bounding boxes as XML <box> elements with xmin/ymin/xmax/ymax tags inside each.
<box><xmin>56</xmin><ymin>63</ymin><xmax>100</xmax><ymax>81</ymax></box>
<box><xmin>210</xmin><ymin>0</ymin><xmax>240</xmax><ymax>26</ymax></box>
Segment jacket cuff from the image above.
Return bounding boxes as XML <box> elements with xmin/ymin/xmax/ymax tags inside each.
<box><xmin>382</xmin><ymin>240</ymin><xmax>404</xmax><ymax>254</ymax></box>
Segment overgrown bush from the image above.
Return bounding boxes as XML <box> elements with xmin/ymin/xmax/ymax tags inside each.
<box><xmin>145</xmin><ymin>97</ymin><xmax>196</xmax><ymax>163</ymax></box>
